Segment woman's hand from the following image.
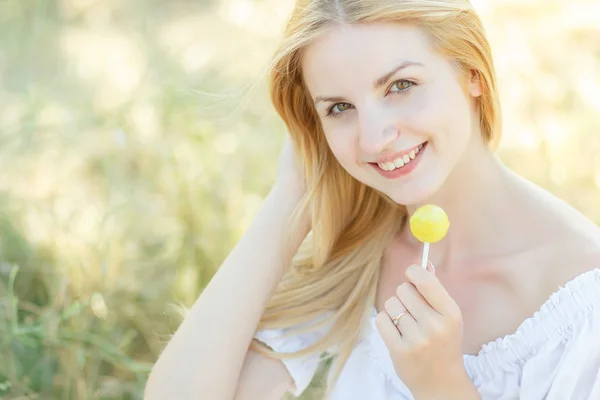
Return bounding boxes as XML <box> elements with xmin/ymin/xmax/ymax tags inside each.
<box><xmin>375</xmin><ymin>264</ymin><xmax>480</xmax><ymax>399</ymax></box>
<box><xmin>272</xmin><ymin>134</ymin><xmax>306</xmax><ymax>202</ymax></box>
<box><xmin>268</xmin><ymin>133</ymin><xmax>311</xmax><ymax>239</ymax></box>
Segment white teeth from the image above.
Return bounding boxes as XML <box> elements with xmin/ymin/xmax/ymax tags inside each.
<box><xmin>377</xmin><ymin>143</ymin><xmax>425</xmax><ymax>172</ymax></box>
<box><xmin>393</xmin><ymin>158</ymin><xmax>404</xmax><ymax>168</ymax></box>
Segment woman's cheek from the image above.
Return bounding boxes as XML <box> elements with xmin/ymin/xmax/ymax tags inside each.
<box><xmin>325</xmin><ymin>128</ymin><xmax>356</xmax><ymax>157</ymax></box>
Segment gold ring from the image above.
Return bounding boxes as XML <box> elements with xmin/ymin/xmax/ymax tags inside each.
<box><xmin>392</xmin><ymin>311</ymin><xmax>408</xmax><ymax>326</ymax></box>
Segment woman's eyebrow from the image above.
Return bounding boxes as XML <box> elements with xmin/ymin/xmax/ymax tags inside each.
<box><xmin>373</xmin><ymin>61</ymin><xmax>424</xmax><ymax>89</ymax></box>
<box><xmin>314</xmin><ymin>95</ymin><xmax>346</xmax><ymax>106</ymax></box>
<box><xmin>313</xmin><ymin>61</ymin><xmax>424</xmax><ymax>106</ymax></box>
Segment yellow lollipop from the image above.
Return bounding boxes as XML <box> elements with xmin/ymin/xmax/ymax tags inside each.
<box><xmin>410</xmin><ymin>204</ymin><xmax>450</xmax><ymax>268</ymax></box>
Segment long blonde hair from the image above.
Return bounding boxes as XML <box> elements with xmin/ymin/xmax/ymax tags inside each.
<box><xmin>251</xmin><ymin>0</ymin><xmax>501</xmax><ymax>395</ymax></box>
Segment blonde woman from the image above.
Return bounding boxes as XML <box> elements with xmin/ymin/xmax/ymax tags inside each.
<box><xmin>145</xmin><ymin>1</ymin><xmax>600</xmax><ymax>399</ymax></box>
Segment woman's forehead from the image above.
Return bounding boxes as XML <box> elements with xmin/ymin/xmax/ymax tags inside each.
<box><xmin>301</xmin><ymin>23</ymin><xmax>443</xmax><ymax>94</ymax></box>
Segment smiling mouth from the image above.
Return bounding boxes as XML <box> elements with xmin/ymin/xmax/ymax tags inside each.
<box><xmin>371</xmin><ymin>142</ymin><xmax>427</xmax><ymax>171</ymax></box>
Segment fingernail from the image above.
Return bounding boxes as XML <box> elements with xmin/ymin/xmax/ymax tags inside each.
<box><xmin>426</xmin><ymin>261</ymin><xmax>436</xmax><ymax>275</ymax></box>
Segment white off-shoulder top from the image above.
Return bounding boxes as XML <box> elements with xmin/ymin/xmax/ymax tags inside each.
<box><xmin>255</xmin><ymin>269</ymin><xmax>600</xmax><ymax>399</ymax></box>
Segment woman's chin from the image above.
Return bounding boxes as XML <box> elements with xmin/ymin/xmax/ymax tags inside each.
<box><xmin>384</xmin><ymin>184</ymin><xmax>440</xmax><ymax>207</ymax></box>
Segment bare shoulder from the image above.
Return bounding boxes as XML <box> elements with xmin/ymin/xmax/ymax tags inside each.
<box><xmin>515</xmin><ymin>177</ymin><xmax>600</xmax><ymax>288</ymax></box>
<box><xmin>535</xmin><ymin>195</ymin><xmax>600</xmax><ymax>290</ymax></box>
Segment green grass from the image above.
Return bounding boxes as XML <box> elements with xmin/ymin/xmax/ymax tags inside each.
<box><xmin>0</xmin><ymin>0</ymin><xmax>599</xmax><ymax>399</ymax></box>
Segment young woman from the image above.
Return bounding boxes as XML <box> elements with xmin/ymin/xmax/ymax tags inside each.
<box><xmin>145</xmin><ymin>1</ymin><xmax>600</xmax><ymax>399</ymax></box>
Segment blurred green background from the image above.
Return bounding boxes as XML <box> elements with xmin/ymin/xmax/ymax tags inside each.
<box><xmin>0</xmin><ymin>0</ymin><xmax>598</xmax><ymax>399</ymax></box>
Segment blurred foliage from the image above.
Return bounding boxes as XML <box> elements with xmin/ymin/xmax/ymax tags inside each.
<box><xmin>0</xmin><ymin>0</ymin><xmax>598</xmax><ymax>399</ymax></box>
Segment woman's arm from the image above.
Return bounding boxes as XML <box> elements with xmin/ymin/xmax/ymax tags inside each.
<box><xmin>144</xmin><ymin>187</ymin><xmax>308</xmax><ymax>400</ymax></box>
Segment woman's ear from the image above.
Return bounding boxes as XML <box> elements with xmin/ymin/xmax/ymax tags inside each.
<box><xmin>468</xmin><ymin>70</ymin><xmax>483</xmax><ymax>98</ymax></box>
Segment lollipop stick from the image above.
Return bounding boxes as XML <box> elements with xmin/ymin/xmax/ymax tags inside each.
<box><xmin>420</xmin><ymin>242</ymin><xmax>430</xmax><ymax>269</ymax></box>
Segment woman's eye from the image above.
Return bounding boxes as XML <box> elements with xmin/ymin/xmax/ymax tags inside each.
<box><xmin>325</xmin><ymin>81</ymin><xmax>415</xmax><ymax>118</ymax></box>
<box><xmin>328</xmin><ymin>102</ymin><xmax>353</xmax><ymax>116</ymax></box>
<box><xmin>390</xmin><ymin>80</ymin><xmax>415</xmax><ymax>93</ymax></box>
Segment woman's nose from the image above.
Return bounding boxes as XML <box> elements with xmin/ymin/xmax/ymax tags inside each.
<box><xmin>359</xmin><ymin>121</ymin><xmax>400</xmax><ymax>155</ymax></box>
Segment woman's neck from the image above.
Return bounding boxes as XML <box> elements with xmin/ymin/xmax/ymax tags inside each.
<box><xmin>403</xmin><ymin>137</ymin><xmax>525</xmax><ymax>271</ymax></box>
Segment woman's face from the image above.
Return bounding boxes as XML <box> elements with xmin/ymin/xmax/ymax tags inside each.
<box><xmin>301</xmin><ymin>23</ymin><xmax>483</xmax><ymax>205</ymax></box>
